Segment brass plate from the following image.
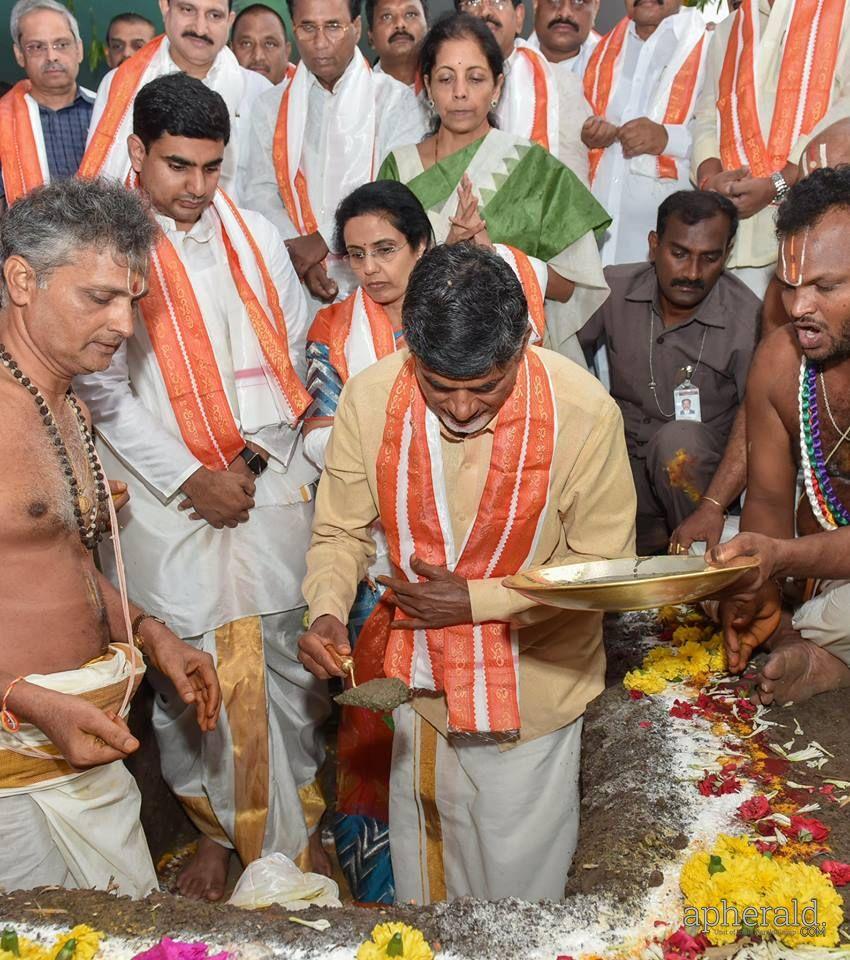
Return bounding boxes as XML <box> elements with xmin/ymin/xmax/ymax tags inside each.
<box><xmin>502</xmin><ymin>555</ymin><xmax>760</xmax><ymax>612</ymax></box>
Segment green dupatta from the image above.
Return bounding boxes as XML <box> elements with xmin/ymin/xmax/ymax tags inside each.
<box><xmin>377</xmin><ymin>134</ymin><xmax>611</xmax><ymax>263</ymax></box>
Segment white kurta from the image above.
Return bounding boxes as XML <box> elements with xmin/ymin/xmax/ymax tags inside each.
<box><xmin>527</xmin><ymin>29</ymin><xmax>600</xmax><ymax>79</ymax></box>
<box><xmin>692</xmin><ymin>0</ymin><xmax>850</xmax><ymax>271</ymax></box>
<box><xmin>373</xmin><ymin>59</ymin><xmax>432</xmax><ymax>129</ymax></box>
<box><xmin>75</xmin><ymin>206</ymin><xmax>317</xmax><ymax>640</ymax></box>
<box><xmin>499</xmin><ymin>41</ymin><xmax>591</xmax><ymax>184</ymax></box>
<box><xmin>87</xmin><ymin>39</ymin><xmax>270</xmax><ymax>199</ymax></box>
<box><xmin>591</xmin><ymin>10</ymin><xmax>706</xmax><ymax>266</ymax></box>
<box><xmin>241</xmin><ymin>54</ymin><xmax>429</xmax><ymax>308</ymax></box>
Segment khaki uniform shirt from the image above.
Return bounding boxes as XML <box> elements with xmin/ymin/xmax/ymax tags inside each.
<box><xmin>302</xmin><ymin>347</ymin><xmax>637</xmax><ymax>745</ymax></box>
<box><xmin>578</xmin><ymin>263</ymin><xmax>759</xmax><ymax>458</ymax></box>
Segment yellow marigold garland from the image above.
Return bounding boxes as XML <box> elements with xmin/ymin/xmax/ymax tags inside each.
<box><xmin>680</xmin><ymin>835</ymin><xmax>844</xmax><ymax>947</ymax></box>
<box><xmin>624</xmin><ymin>635</ymin><xmax>726</xmax><ymax>695</ymax></box>
<box><xmin>0</xmin><ymin>926</ymin><xmax>102</xmax><ymax>960</ymax></box>
<box><xmin>356</xmin><ymin>923</ymin><xmax>433</xmax><ymax>960</ymax></box>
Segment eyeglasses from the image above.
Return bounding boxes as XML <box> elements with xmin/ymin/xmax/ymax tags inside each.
<box><xmin>346</xmin><ymin>242</ymin><xmax>408</xmax><ymax>265</ymax></box>
<box><xmin>457</xmin><ymin>0</ymin><xmax>515</xmax><ymax>11</ymax></box>
<box><xmin>294</xmin><ymin>21</ymin><xmax>351</xmax><ymax>42</ymax></box>
<box><xmin>21</xmin><ymin>38</ymin><xmax>75</xmax><ymax>56</ymax></box>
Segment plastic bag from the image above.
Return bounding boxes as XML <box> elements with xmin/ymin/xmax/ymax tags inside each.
<box><xmin>228</xmin><ymin>853</ymin><xmax>342</xmax><ymax>911</ymax></box>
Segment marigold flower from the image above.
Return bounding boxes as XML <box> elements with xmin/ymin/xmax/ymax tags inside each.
<box><xmin>356</xmin><ymin>923</ymin><xmax>433</xmax><ymax>960</ymax></box>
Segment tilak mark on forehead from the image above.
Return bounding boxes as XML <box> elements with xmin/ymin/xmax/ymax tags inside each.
<box><xmin>781</xmin><ymin>228</ymin><xmax>809</xmax><ymax>288</ymax></box>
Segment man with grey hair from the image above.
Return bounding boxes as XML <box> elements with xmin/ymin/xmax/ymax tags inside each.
<box><xmin>0</xmin><ymin>177</ymin><xmax>221</xmax><ymax>897</ymax></box>
<box><xmin>0</xmin><ymin>0</ymin><xmax>95</xmax><ymax>211</ymax></box>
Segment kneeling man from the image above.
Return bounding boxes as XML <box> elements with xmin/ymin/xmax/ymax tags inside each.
<box><xmin>299</xmin><ymin>244</ymin><xmax>636</xmax><ymax>903</ymax></box>
<box><xmin>0</xmin><ymin>178</ymin><xmax>220</xmax><ymax>896</ymax></box>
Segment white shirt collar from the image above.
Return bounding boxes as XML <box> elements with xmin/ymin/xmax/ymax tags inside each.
<box><xmin>155</xmin><ymin>204</ymin><xmax>218</xmax><ymax>243</ymax></box>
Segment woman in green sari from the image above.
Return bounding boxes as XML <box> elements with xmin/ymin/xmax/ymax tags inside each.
<box><xmin>378</xmin><ymin>13</ymin><xmax>611</xmax><ymax>366</ymax></box>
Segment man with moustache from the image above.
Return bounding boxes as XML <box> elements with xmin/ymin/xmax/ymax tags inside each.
<box><xmin>299</xmin><ymin>243</ymin><xmax>636</xmax><ymax>902</ymax></box>
<box><xmin>0</xmin><ymin>0</ymin><xmax>94</xmax><ymax>211</ymax></box>
<box><xmin>242</xmin><ymin>0</ymin><xmax>427</xmax><ymax>311</ymax></box>
<box><xmin>367</xmin><ymin>0</ymin><xmax>428</xmax><ymax>97</ymax></box>
<box><xmin>693</xmin><ymin>0</ymin><xmax>850</xmax><ymax>297</ymax></box>
<box><xmin>579</xmin><ymin>191</ymin><xmax>759</xmax><ymax>555</ymax></box>
<box><xmin>528</xmin><ymin>0</ymin><xmax>600</xmax><ymax>79</ymax></box>
<box><xmin>582</xmin><ymin>0</ymin><xmax>708</xmax><ymax>266</ymax></box>
<box><xmin>231</xmin><ymin>0</ymin><xmax>294</xmax><ymax>85</ymax></box>
<box><xmin>712</xmin><ymin>167</ymin><xmax>850</xmax><ymax>708</ymax></box>
<box><xmin>456</xmin><ymin>0</ymin><xmax>590</xmax><ymax>181</ymax></box>
<box><xmin>80</xmin><ymin>0</ymin><xmax>270</xmax><ymax>198</ymax></box>
<box><xmin>104</xmin><ymin>12</ymin><xmax>157</xmax><ymax>69</ymax></box>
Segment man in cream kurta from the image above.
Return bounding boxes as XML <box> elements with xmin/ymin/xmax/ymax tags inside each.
<box><xmin>527</xmin><ymin>0</ymin><xmax>601</xmax><ymax>80</ymax></box>
<box><xmin>81</xmin><ymin>0</ymin><xmax>270</xmax><ymax>197</ymax></box>
<box><xmin>584</xmin><ymin>1</ymin><xmax>707</xmax><ymax>266</ymax></box>
<box><xmin>299</xmin><ymin>244</ymin><xmax>636</xmax><ymax>902</ymax></box>
<box><xmin>692</xmin><ymin>0</ymin><xmax>850</xmax><ymax>296</ymax></box>
<box><xmin>76</xmin><ymin>75</ymin><xmax>327</xmax><ymax>902</ymax></box>
<box><xmin>241</xmin><ymin>0</ymin><xmax>427</xmax><ymax>314</ymax></box>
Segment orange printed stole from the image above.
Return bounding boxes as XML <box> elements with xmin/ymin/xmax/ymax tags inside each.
<box><xmin>656</xmin><ymin>34</ymin><xmax>706</xmax><ymax>179</ymax></box>
<box><xmin>326</xmin><ymin>288</ymin><xmax>397</xmax><ymax>385</ymax></box>
<box><xmin>584</xmin><ymin>18</ymin><xmax>629</xmax><ymax>184</ymax></box>
<box><xmin>516</xmin><ymin>46</ymin><xmax>552</xmax><ymax>151</ymax></box>
<box><xmin>78</xmin><ymin>35</ymin><xmax>164</xmax><ymax>178</ymax></box>
<box><xmin>377</xmin><ymin>351</ymin><xmax>556</xmax><ymax>735</ymax></box>
<box><xmin>141</xmin><ymin>192</ymin><xmax>311</xmax><ymax>470</ymax></box>
<box><xmin>500</xmin><ymin>245</ymin><xmax>546</xmax><ymax>343</ymax></box>
<box><xmin>584</xmin><ymin>18</ymin><xmax>705</xmax><ymax>183</ymax></box>
<box><xmin>0</xmin><ymin>81</ymin><xmax>46</xmax><ymax>205</ymax></box>
<box><xmin>272</xmin><ymin>80</ymin><xmax>319</xmax><ymax>236</ymax></box>
<box><xmin>718</xmin><ymin>0</ymin><xmax>845</xmax><ymax>177</ymax></box>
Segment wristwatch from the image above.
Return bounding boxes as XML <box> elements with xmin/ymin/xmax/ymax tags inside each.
<box><xmin>239</xmin><ymin>446</ymin><xmax>268</xmax><ymax>477</ymax></box>
<box><xmin>770</xmin><ymin>170</ymin><xmax>790</xmax><ymax>205</ymax></box>
<box><xmin>131</xmin><ymin>613</ymin><xmax>166</xmax><ymax>650</ymax></box>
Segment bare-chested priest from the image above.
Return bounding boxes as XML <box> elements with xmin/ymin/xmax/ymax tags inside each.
<box><xmin>0</xmin><ymin>178</ymin><xmax>220</xmax><ymax>896</ymax></box>
<box><xmin>714</xmin><ymin>167</ymin><xmax>850</xmax><ymax>705</ymax></box>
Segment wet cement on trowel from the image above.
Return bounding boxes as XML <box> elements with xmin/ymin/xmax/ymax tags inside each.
<box><xmin>334</xmin><ymin>677</ymin><xmax>411</xmax><ymax>712</ymax></box>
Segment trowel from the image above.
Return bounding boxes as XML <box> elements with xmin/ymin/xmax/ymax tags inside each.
<box><xmin>325</xmin><ymin>644</ymin><xmax>412</xmax><ymax>712</ymax></box>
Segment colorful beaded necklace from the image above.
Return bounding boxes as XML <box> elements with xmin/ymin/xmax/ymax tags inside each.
<box><xmin>798</xmin><ymin>358</ymin><xmax>850</xmax><ymax>530</ymax></box>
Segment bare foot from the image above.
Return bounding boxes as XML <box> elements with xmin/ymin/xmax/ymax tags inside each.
<box><xmin>309</xmin><ymin>829</ymin><xmax>333</xmax><ymax>877</ymax></box>
<box><xmin>177</xmin><ymin>836</ymin><xmax>231</xmax><ymax>901</ymax></box>
<box><xmin>755</xmin><ymin>635</ymin><xmax>850</xmax><ymax>706</ymax></box>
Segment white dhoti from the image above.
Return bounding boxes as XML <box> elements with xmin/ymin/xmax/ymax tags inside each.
<box><xmin>792</xmin><ymin>580</ymin><xmax>850</xmax><ymax>667</ymax></box>
<box><xmin>0</xmin><ymin>646</ymin><xmax>156</xmax><ymax>897</ymax></box>
<box><xmin>389</xmin><ymin>703</ymin><xmax>583</xmax><ymax>904</ymax></box>
<box><xmin>151</xmin><ymin>608</ymin><xmax>329</xmax><ymax>868</ymax></box>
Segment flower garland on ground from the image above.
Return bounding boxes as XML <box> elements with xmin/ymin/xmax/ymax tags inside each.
<box><xmin>626</xmin><ymin>605</ymin><xmax>849</xmax><ymax>958</ymax></box>
<box><xmin>0</xmin><ymin>931</ymin><xmax>230</xmax><ymax>960</ymax></box>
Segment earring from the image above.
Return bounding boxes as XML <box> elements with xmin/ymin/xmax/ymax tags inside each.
<box><xmin>490</xmin><ymin>99</ymin><xmax>498</xmax><ymax>109</ymax></box>
<box><xmin>427</xmin><ymin>97</ymin><xmax>435</xmax><ymax>110</ymax></box>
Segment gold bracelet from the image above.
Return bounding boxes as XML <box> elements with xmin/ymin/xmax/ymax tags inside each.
<box><xmin>700</xmin><ymin>495</ymin><xmax>728</xmax><ymax>516</ymax></box>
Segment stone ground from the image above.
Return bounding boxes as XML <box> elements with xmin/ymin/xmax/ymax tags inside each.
<box><xmin>1</xmin><ymin>613</ymin><xmax>848</xmax><ymax>959</ymax></box>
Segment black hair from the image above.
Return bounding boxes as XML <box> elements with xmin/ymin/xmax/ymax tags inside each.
<box><xmin>106</xmin><ymin>11</ymin><xmax>156</xmax><ymax>43</ymax></box>
<box><xmin>403</xmin><ymin>244</ymin><xmax>528</xmax><ymax>379</ymax></box>
<box><xmin>364</xmin><ymin>0</ymin><xmax>429</xmax><ymax>28</ymax></box>
<box><xmin>451</xmin><ymin>0</ymin><xmax>521</xmax><ymax>9</ymax></box>
<box><xmin>233</xmin><ymin>3</ymin><xmax>289</xmax><ymax>38</ymax></box>
<box><xmin>420</xmin><ymin>12</ymin><xmax>502</xmax><ymax>82</ymax></box>
<box><xmin>419</xmin><ymin>13</ymin><xmax>503</xmax><ymax>132</ymax></box>
<box><xmin>776</xmin><ymin>165</ymin><xmax>850</xmax><ymax>237</ymax></box>
<box><xmin>333</xmin><ymin>181</ymin><xmax>434</xmax><ymax>255</ymax></box>
<box><xmin>656</xmin><ymin>189</ymin><xmax>739</xmax><ymax>244</ymax></box>
<box><xmin>287</xmin><ymin>0</ymin><xmax>362</xmax><ymax>22</ymax></box>
<box><xmin>133</xmin><ymin>73</ymin><xmax>231</xmax><ymax>148</ymax></box>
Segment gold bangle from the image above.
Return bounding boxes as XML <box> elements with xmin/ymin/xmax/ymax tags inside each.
<box><xmin>700</xmin><ymin>495</ymin><xmax>726</xmax><ymax>512</ymax></box>
<box><xmin>131</xmin><ymin>613</ymin><xmax>166</xmax><ymax>650</ymax></box>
